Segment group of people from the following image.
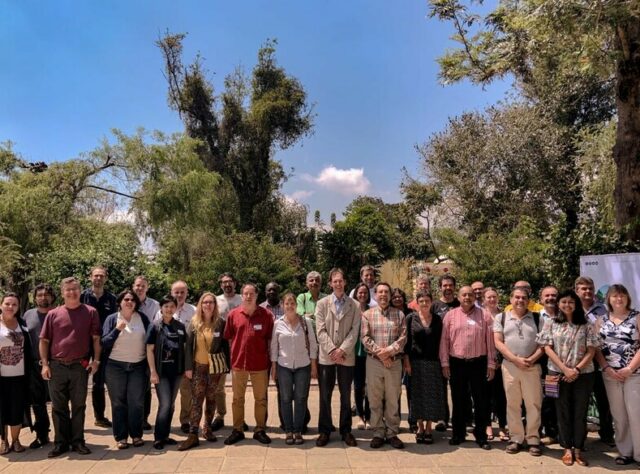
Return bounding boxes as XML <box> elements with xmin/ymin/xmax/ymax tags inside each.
<box><xmin>0</xmin><ymin>264</ymin><xmax>638</xmax><ymax>468</ymax></box>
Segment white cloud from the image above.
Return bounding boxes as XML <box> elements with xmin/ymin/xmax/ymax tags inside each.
<box><xmin>305</xmin><ymin>166</ymin><xmax>371</xmax><ymax>195</ymax></box>
<box><xmin>288</xmin><ymin>190</ymin><xmax>314</xmax><ymax>201</ymax></box>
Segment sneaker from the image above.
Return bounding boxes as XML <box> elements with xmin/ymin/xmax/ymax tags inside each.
<box><xmin>224</xmin><ymin>430</ymin><xmax>245</xmax><ymax>445</ymax></box>
<box><xmin>253</xmin><ymin>430</ymin><xmax>271</xmax><ymax>444</ymax></box>
<box><xmin>95</xmin><ymin>418</ymin><xmax>112</xmax><ymax>428</ymax></box>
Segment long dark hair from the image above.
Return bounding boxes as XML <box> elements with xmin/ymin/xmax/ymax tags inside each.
<box><xmin>352</xmin><ymin>282</ymin><xmax>370</xmax><ymax>310</ymax></box>
<box><xmin>554</xmin><ymin>289</ymin><xmax>587</xmax><ymax>325</ymax></box>
<box><xmin>391</xmin><ymin>287</ymin><xmax>409</xmax><ymax>315</ymax></box>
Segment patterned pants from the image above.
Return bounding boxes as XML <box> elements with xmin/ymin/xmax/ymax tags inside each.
<box><xmin>189</xmin><ymin>362</ymin><xmax>221</xmax><ymax>435</ymax></box>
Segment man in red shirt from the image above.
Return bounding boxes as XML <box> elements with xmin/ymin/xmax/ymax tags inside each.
<box><xmin>223</xmin><ymin>283</ymin><xmax>274</xmax><ymax>445</ymax></box>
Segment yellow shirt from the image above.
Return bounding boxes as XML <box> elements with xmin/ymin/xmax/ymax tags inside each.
<box><xmin>194</xmin><ymin>326</ymin><xmax>214</xmax><ymax>365</ymax></box>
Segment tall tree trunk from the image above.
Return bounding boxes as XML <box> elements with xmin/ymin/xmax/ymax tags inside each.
<box><xmin>614</xmin><ymin>21</ymin><xmax>640</xmax><ymax>242</ymax></box>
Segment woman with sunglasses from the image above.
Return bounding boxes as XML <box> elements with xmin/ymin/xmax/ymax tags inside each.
<box><xmin>101</xmin><ymin>289</ymin><xmax>151</xmax><ymax>449</ymax></box>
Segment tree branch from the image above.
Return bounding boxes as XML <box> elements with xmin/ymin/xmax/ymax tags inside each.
<box><xmin>85</xmin><ymin>185</ymin><xmax>138</xmax><ymax>200</ymax></box>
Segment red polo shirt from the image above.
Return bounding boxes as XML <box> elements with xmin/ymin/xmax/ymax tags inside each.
<box><xmin>224</xmin><ymin>305</ymin><xmax>274</xmax><ymax>371</ymax></box>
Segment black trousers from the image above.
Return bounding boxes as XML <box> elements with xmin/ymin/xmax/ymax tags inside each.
<box><xmin>592</xmin><ymin>370</ymin><xmax>614</xmax><ymax>440</ymax></box>
<box><xmin>485</xmin><ymin>367</ymin><xmax>507</xmax><ymax>428</ymax></box>
<box><xmin>449</xmin><ymin>356</ymin><xmax>489</xmax><ymax>442</ymax></box>
<box><xmin>30</xmin><ymin>364</ymin><xmax>50</xmax><ymax>439</ymax></box>
<box><xmin>49</xmin><ymin>361</ymin><xmax>89</xmax><ymax>445</ymax></box>
<box><xmin>353</xmin><ymin>355</ymin><xmax>370</xmax><ymax>421</ymax></box>
<box><xmin>91</xmin><ymin>361</ymin><xmax>107</xmax><ymax>420</ymax></box>
<box><xmin>318</xmin><ymin>364</ymin><xmax>353</xmax><ymax>435</ymax></box>
<box><xmin>555</xmin><ymin>372</ymin><xmax>595</xmax><ymax>450</ymax></box>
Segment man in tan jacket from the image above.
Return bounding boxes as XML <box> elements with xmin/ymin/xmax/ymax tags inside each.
<box><xmin>315</xmin><ymin>268</ymin><xmax>360</xmax><ymax>447</ymax></box>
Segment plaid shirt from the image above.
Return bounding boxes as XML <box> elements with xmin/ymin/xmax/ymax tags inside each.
<box><xmin>361</xmin><ymin>305</ymin><xmax>407</xmax><ymax>356</ymax></box>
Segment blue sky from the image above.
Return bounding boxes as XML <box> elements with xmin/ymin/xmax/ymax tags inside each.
<box><xmin>1</xmin><ymin>0</ymin><xmax>510</xmax><ymax>221</ymax></box>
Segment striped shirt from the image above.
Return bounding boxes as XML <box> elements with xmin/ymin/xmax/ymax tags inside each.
<box><xmin>361</xmin><ymin>306</ymin><xmax>407</xmax><ymax>356</ymax></box>
<box><xmin>439</xmin><ymin>306</ymin><xmax>497</xmax><ymax>369</ymax></box>
<box><xmin>260</xmin><ymin>301</ymin><xmax>285</xmax><ymax>320</ymax></box>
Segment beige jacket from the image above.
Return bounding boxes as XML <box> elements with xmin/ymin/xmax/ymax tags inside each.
<box><xmin>314</xmin><ymin>294</ymin><xmax>360</xmax><ymax>366</ymax></box>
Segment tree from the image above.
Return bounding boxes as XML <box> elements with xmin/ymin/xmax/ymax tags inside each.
<box><xmin>157</xmin><ymin>33</ymin><xmax>314</xmax><ymax>231</ymax></box>
<box><xmin>428</xmin><ymin>0</ymin><xmax>639</xmax><ymax>240</ymax></box>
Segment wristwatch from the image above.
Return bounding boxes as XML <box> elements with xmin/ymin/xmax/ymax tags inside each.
<box><xmin>39</xmin><ymin>360</ymin><xmax>49</xmax><ymax>367</ymax></box>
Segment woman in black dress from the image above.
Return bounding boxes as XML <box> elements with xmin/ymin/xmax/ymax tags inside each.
<box><xmin>403</xmin><ymin>290</ymin><xmax>446</xmax><ymax>444</ymax></box>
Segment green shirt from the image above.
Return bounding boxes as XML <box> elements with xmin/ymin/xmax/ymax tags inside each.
<box><xmin>296</xmin><ymin>291</ymin><xmax>327</xmax><ymax>323</ymax></box>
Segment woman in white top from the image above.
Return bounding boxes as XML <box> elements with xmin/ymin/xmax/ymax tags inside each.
<box><xmin>101</xmin><ymin>289</ymin><xmax>150</xmax><ymax>449</ymax></box>
<box><xmin>270</xmin><ymin>293</ymin><xmax>318</xmax><ymax>445</ymax></box>
<box><xmin>0</xmin><ymin>293</ymin><xmax>33</xmax><ymax>454</ymax></box>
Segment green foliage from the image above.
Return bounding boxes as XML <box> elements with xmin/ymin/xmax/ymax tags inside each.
<box><xmin>34</xmin><ymin>219</ymin><xmax>149</xmax><ymax>295</ymax></box>
<box><xmin>435</xmin><ymin>217</ymin><xmax>548</xmax><ymax>295</ymax></box>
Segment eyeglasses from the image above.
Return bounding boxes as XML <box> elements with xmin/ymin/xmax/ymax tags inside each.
<box><xmin>202</xmin><ymin>301</ymin><xmax>215</xmax><ymax>305</ymax></box>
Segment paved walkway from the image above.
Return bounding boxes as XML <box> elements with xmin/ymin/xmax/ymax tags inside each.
<box><xmin>0</xmin><ymin>385</ymin><xmax>630</xmax><ymax>473</ymax></box>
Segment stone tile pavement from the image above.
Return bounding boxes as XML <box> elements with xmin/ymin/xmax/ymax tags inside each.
<box><xmin>0</xmin><ymin>384</ymin><xmax>631</xmax><ymax>473</ymax></box>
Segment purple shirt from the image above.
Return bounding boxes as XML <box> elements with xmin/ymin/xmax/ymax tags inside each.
<box><xmin>40</xmin><ymin>304</ymin><xmax>101</xmax><ymax>360</ymax></box>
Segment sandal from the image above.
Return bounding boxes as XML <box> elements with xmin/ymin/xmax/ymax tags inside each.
<box><xmin>132</xmin><ymin>438</ymin><xmax>144</xmax><ymax>448</ymax></box>
<box><xmin>11</xmin><ymin>440</ymin><xmax>24</xmax><ymax>453</ymax></box>
<box><xmin>0</xmin><ymin>440</ymin><xmax>10</xmax><ymax>455</ymax></box>
<box><xmin>615</xmin><ymin>456</ymin><xmax>633</xmax><ymax>465</ymax></box>
<box><xmin>415</xmin><ymin>432</ymin><xmax>425</xmax><ymax>444</ymax></box>
<box><xmin>499</xmin><ymin>430</ymin><xmax>510</xmax><ymax>442</ymax></box>
<box><xmin>116</xmin><ymin>440</ymin><xmax>129</xmax><ymax>450</ymax></box>
<box><xmin>424</xmin><ymin>433</ymin><xmax>434</xmax><ymax>445</ymax></box>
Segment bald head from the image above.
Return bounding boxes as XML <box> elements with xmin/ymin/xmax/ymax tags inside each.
<box><xmin>458</xmin><ymin>286</ymin><xmax>475</xmax><ymax>311</ymax></box>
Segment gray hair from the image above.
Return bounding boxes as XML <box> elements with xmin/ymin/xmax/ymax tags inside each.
<box><xmin>306</xmin><ymin>271</ymin><xmax>322</xmax><ymax>283</ymax></box>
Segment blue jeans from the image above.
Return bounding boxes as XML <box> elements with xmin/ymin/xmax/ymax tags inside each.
<box><xmin>154</xmin><ymin>373</ymin><xmax>182</xmax><ymax>441</ymax></box>
<box><xmin>277</xmin><ymin>364</ymin><xmax>311</xmax><ymax>433</ymax></box>
<box><xmin>105</xmin><ymin>359</ymin><xmax>147</xmax><ymax>441</ymax></box>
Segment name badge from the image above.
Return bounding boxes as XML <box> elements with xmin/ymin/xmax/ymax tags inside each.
<box><xmin>214</xmin><ymin>332</ymin><xmax>220</xmax><ymax>337</ymax></box>
<box><xmin>254</xmin><ymin>324</ymin><xmax>262</xmax><ymax>330</ymax></box>
<box><xmin>177</xmin><ymin>330</ymin><xmax>185</xmax><ymax>335</ymax></box>
<box><xmin>467</xmin><ymin>319</ymin><xmax>477</xmax><ymax>326</ymax></box>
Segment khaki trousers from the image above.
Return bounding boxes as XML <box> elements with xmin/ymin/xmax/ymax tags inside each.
<box><xmin>501</xmin><ymin>360</ymin><xmax>542</xmax><ymax>445</ymax></box>
<box><xmin>366</xmin><ymin>357</ymin><xmax>402</xmax><ymax>439</ymax></box>
<box><xmin>231</xmin><ymin>369</ymin><xmax>268</xmax><ymax>432</ymax></box>
<box><xmin>179</xmin><ymin>375</ymin><xmax>192</xmax><ymax>425</ymax></box>
<box><xmin>214</xmin><ymin>373</ymin><xmax>227</xmax><ymax>419</ymax></box>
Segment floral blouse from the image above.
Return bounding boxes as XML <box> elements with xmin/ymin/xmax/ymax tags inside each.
<box><xmin>599</xmin><ymin>311</ymin><xmax>640</xmax><ymax>372</ymax></box>
<box><xmin>536</xmin><ymin>319</ymin><xmax>600</xmax><ymax>374</ymax></box>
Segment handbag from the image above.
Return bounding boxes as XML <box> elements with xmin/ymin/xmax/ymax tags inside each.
<box><xmin>544</xmin><ymin>374</ymin><xmax>560</xmax><ymax>398</ymax></box>
<box><xmin>209</xmin><ymin>352</ymin><xmax>229</xmax><ymax>375</ymax></box>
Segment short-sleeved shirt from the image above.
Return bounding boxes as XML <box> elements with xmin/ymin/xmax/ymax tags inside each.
<box><xmin>138</xmin><ymin>297</ymin><xmax>160</xmax><ymax>322</ymax></box>
<box><xmin>431</xmin><ymin>299</ymin><xmax>460</xmax><ymax>320</ymax></box>
<box><xmin>23</xmin><ymin>308</ymin><xmax>48</xmax><ymax>360</ymax></box>
<box><xmin>0</xmin><ymin>323</ymin><xmax>25</xmax><ymax>376</ymax></box>
<box><xmin>536</xmin><ymin>319</ymin><xmax>600</xmax><ymax>373</ymax></box>
<box><xmin>493</xmin><ymin>311</ymin><xmax>541</xmax><ymax>357</ymax></box>
<box><xmin>217</xmin><ymin>294</ymin><xmax>242</xmax><ymax>321</ymax></box>
<box><xmin>599</xmin><ymin>311</ymin><xmax>640</xmax><ymax>372</ymax></box>
<box><xmin>260</xmin><ymin>301</ymin><xmax>285</xmax><ymax>320</ymax></box>
<box><xmin>146</xmin><ymin>320</ymin><xmax>182</xmax><ymax>376</ymax></box>
<box><xmin>296</xmin><ymin>292</ymin><xmax>327</xmax><ymax>319</ymax></box>
<box><xmin>40</xmin><ymin>304</ymin><xmax>101</xmax><ymax>360</ymax></box>
<box><xmin>80</xmin><ymin>289</ymin><xmax>117</xmax><ymax>325</ymax></box>
<box><xmin>585</xmin><ymin>302</ymin><xmax>607</xmax><ymax>324</ymax></box>
<box><xmin>224</xmin><ymin>306</ymin><xmax>274</xmax><ymax>371</ymax></box>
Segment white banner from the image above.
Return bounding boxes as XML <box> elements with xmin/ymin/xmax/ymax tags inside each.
<box><xmin>579</xmin><ymin>253</ymin><xmax>640</xmax><ymax>308</ymax></box>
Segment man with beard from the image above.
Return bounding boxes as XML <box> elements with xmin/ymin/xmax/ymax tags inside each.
<box><xmin>297</xmin><ymin>271</ymin><xmax>327</xmax><ymax>325</ymax></box>
<box><xmin>440</xmin><ymin>286</ymin><xmax>496</xmax><ymax>450</ymax></box>
<box><xmin>80</xmin><ymin>265</ymin><xmax>116</xmax><ymax>428</ymax></box>
<box><xmin>23</xmin><ymin>283</ymin><xmax>56</xmax><ymax>449</ymax></box>
<box><xmin>538</xmin><ymin>286</ymin><xmax>559</xmax><ymax>445</ymax></box>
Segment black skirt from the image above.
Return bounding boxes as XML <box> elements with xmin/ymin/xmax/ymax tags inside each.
<box><xmin>0</xmin><ymin>375</ymin><xmax>28</xmax><ymax>426</ymax></box>
<box><xmin>409</xmin><ymin>359</ymin><xmax>447</xmax><ymax>422</ymax></box>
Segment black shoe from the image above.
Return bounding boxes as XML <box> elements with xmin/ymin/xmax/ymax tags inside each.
<box><xmin>316</xmin><ymin>433</ymin><xmax>330</xmax><ymax>447</ymax></box>
<box><xmin>342</xmin><ymin>432</ymin><xmax>357</xmax><ymax>447</ymax></box>
<box><xmin>210</xmin><ymin>418</ymin><xmax>224</xmax><ymax>432</ymax></box>
<box><xmin>72</xmin><ymin>442</ymin><xmax>91</xmax><ymax>455</ymax></box>
<box><xmin>330</xmin><ymin>425</ymin><xmax>337</xmax><ymax>432</ymax></box>
<box><xmin>47</xmin><ymin>443</ymin><xmax>69</xmax><ymax>458</ymax></box>
<box><xmin>224</xmin><ymin>430</ymin><xmax>245</xmax><ymax>445</ymax></box>
<box><xmin>164</xmin><ymin>437</ymin><xmax>178</xmax><ymax>445</ymax></box>
<box><xmin>409</xmin><ymin>424</ymin><xmax>418</xmax><ymax>434</ymax></box>
<box><xmin>449</xmin><ymin>437</ymin><xmax>463</xmax><ymax>445</ymax></box>
<box><xmin>478</xmin><ymin>441</ymin><xmax>492</xmax><ymax>450</ymax></box>
<box><xmin>30</xmin><ymin>436</ymin><xmax>49</xmax><ymax>449</ymax></box>
<box><xmin>253</xmin><ymin>430</ymin><xmax>271</xmax><ymax>444</ymax></box>
<box><xmin>242</xmin><ymin>422</ymin><xmax>249</xmax><ymax>431</ymax></box>
<box><xmin>153</xmin><ymin>440</ymin><xmax>164</xmax><ymax>450</ymax></box>
<box><xmin>180</xmin><ymin>423</ymin><xmax>190</xmax><ymax>434</ymax></box>
<box><xmin>370</xmin><ymin>436</ymin><xmax>385</xmax><ymax>449</ymax></box>
<box><xmin>142</xmin><ymin>420</ymin><xmax>152</xmax><ymax>431</ymax></box>
<box><xmin>435</xmin><ymin>421</ymin><xmax>447</xmax><ymax>432</ymax></box>
<box><xmin>387</xmin><ymin>436</ymin><xmax>405</xmax><ymax>449</ymax></box>
<box><xmin>95</xmin><ymin>418</ymin><xmax>112</xmax><ymax>428</ymax></box>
